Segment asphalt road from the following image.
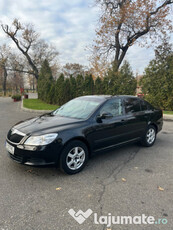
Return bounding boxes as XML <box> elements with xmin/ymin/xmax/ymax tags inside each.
<box><xmin>0</xmin><ymin>97</ymin><xmax>173</xmax><ymax>230</ymax></box>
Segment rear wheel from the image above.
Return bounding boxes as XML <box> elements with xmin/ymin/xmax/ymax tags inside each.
<box><xmin>141</xmin><ymin>125</ymin><xmax>156</xmax><ymax>147</ymax></box>
<box><xmin>59</xmin><ymin>140</ymin><xmax>88</xmax><ymax>174</ymax></box>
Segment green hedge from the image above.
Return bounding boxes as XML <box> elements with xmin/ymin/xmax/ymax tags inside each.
<box><xmin>37</xmin><ymin>60</ymin><xmax>137</xmax><ymax>106</ymax></box>
<box><xmin>11</xmin><ymin>94</ymin><xmax>21</xmax><ymax>101</ymax></box>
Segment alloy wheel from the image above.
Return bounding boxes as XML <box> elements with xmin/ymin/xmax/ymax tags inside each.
<box><xmin>66</xmin><ymin>147</ymin><xmax>85</xmax><ymax>170</ymax></box>
<box><xmin>146</xmin><ymin>128</ymin><xmax>156</xmax><ymax>144</ymax></box>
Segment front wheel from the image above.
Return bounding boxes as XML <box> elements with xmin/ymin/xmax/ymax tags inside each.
<box><xmin>59</xmin><ymin>140</ymin><xmax>89</xmax><ymax>174</ymax></box>
<box><xmin>141</xmin><ymin>125</ymin><xmax>156</xmax><ymax>147</ymax></box>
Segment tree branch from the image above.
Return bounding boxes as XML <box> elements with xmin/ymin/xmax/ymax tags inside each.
<box><xmin>6</xmin><ymin>68</ymin><xmax>34</xmax><ymax>75</ymax></box>
<box><xmin>150</xmin><ymin>0</ymin><xmax>173</xmax><ymax>16</ymax></box>
<box><xmin>1</xmin><ymin>21</ymin><xmax>39</xmax><ymax>79</ymax></box>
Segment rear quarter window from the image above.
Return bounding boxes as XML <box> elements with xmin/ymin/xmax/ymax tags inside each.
<box><xmin>146</xmin><ymin>102</ymin><xmax>154</xmax><ymax>110</ymax></box>
<box><xmin>140</xmin><ymin>100</ymin><xmax>148</xmax><ymax>111</ymax></box>
<box><xmin>140</xmin><ymin>100</ymin><xmax>154</xmax><ymax>111</ymax></box>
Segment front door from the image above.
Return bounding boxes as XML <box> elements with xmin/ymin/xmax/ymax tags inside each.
<box><xmin>90</xmin><ymin>98</ymin><xmax>127</xmax><ymax>152</ymax></box>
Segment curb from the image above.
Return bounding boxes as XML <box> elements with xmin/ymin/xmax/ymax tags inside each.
<box><xmin>21</xmin><ymin>99</ymin><xmax>52</xmax><ymax>113</ymax></box>
<box><xmin>163</xmin><ymin>114</ymin><xmax>173</xmax><ymax>121</ymax></box>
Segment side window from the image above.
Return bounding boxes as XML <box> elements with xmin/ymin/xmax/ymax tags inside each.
<box><xmin>141</xmin><ymin>100</ymin><xmax>154</xmax><ymax>111</ymax></box>
<box><xmin>146</xmin><ymin>102</ymin><xmax>154</xmax><ymax>110</ymax></box>
<box><xmin>140</xmin><ymin>100</ymin><xmax>148</xmax><ymax>111</ymax></box>
<box><xmin>99</xmin><ymin>98</ymin><xmax>123</xmax><ymax>117</ymax></box>
<box><xmin>124</xmin><ymin>98</ymin><xmax>141</xmax><ymax>114</ymax></box>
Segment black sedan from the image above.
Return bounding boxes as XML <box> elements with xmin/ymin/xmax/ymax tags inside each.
<box><xmin>6</xmin><ymin>95</ymin><xmax>163</xmax><ymax>174</ymax></box>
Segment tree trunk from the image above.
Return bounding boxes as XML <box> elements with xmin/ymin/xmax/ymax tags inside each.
<box><xmin>113</xmin><ymin>47</ymin><xmax>128</xmax><ymax>72</ymax></box>
<box><xmin>2</xmin><ymin>66</ymin><xmax>7</xmax><ymax>96</ymax></box>
<box><xmin>33</xmin><ymin>76</ymin><xmax>35</xmax><ymax>91</ymax></box>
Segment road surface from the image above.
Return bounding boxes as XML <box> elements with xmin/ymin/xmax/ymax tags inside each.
<box><xmin>0</xmin><ymin>97</ymin><xmax>172</xmax><ymax>230</ymax></box>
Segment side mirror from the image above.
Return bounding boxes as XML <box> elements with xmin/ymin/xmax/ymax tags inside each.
<box><xmin>97</xmin><ymin>112</ymin><xmax>113</xmax><ymax>122</ymax></box>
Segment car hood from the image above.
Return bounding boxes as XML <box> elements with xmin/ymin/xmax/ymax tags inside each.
<box><xmin>13</xmin><ymin>113</ymin><xmax>82</xmax><ymax>135</ymax></box>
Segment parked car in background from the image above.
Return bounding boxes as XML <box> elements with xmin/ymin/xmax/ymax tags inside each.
<box><xmin>6</xmin><ymin>95</ymin><xmax>163</xmax><ymax>174</ymax></box>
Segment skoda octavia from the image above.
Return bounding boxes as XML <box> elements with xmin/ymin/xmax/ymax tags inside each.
<box><xmin>6</xmin><ymin>95</ymin><xmax>163</xmax><ymax>174</ymax></box>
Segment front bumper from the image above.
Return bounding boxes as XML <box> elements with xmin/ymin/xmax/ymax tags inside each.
<box><xmin>6</xmin><ymin>140</ymin><xmax>63</xmax><ymax>166</ymax></box>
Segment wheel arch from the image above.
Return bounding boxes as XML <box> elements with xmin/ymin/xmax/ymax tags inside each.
<box><xmin>62</xmin><ymin>136</ymin><xmax>91</xmax><ymax>156</ymax></box>
<box><xmin>149</xmin><ymin>122</ymin><xmax>158</xmax><ymax>133</ymax></box>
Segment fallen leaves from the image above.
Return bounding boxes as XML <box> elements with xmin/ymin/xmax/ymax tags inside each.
<box><xmin>122</xmin><ymin>178</ymin><xmax>126</xmax><ymax>182</ymax></box>
<box><xmin>158</xmin><ymin>186</ymin><xmax>164</xmax><ymax>191</ymax></box>
<box><xmin>120</xmin><ymin>177</ymin><xmax>165</xmax><ymax>192</ymax></box>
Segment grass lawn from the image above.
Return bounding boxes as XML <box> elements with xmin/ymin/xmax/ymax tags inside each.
<box><xmin>22</xmin><ymin>99</ymin><xmax>173</xmax><ymax>114</ymax></box>
<box><xmin>163</xmin><ymin>111</ymin><xmax>173</xmax><ymax>115</ymax></box>
<box><xmin>23</xmin><ymin>99</ymin><xmax>59</xmax><ymax>111</ymax></box>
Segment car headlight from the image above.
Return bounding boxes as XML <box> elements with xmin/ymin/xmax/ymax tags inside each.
<box><xmin>24</xmin><ymin>133</ymin><xmax>58</xmax><ymax>146</ymax></box>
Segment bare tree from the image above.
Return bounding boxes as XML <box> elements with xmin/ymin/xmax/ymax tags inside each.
<box><xmin>8</xmin><ymin>71</ymin><xmax>24</xmax><ymax>92</ymax></box>
<box><xmin>0</xmin><ymin>44</ymin><xmax>11</xmax><ymax>95</ymax></box>
<box><xmin>0</xmin><ymin>44</ymin><xmax>26</xmax><ymax>94</ymax></box>
<box><xmin>1</xmin><ymin>19</ymin><xmax>39</xmax><ymax>79</ymax></box>
<box><xmin>62</xmin><ymin>63</ymin><xmax>88</xmax><ymax>77</ymax></box>
<box><xmin>89</xmin><ymin>55</ymin><xmax>110</xmax><ymax>79</ymax></box>
<box><xmin>93</xmin><ymin>0</ymin><xmax>173</xmax><ymax>71</ymax></box>
<box><xmin>27</xmin><ymin>74</ymin><xmax>36</xmax><ymax>91</ymax></box>
<box><xmin>32</xmin><ymin>39</ymin><xmax>59</xmax><ymax>68</ymax></box>
<box><xmin>1</xmin><ymin>19</ymin><xmax>59</xmax><ymax>79</ymax></box>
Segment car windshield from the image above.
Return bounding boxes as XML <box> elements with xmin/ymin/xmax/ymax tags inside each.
<box><xmin>53</xmin><ymin>98</ymin><xmax>102</xmax><ymax>119</ymax></box>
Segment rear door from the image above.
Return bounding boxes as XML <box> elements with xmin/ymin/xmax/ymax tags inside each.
<box><xmin>123</xmin><ymin>97</ymin><xmax>147</xmax><ymax>139</ymax></box>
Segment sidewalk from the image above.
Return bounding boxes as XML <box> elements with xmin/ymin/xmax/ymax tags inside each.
<box><xmin>163</xmin><ymin>114</ymin><xmax>173</xmax><ymax>121</ymax></box>
<box><xmin>28</xmin><ymin>92</ymin><xmax>38</xmax><ymax>99</ymax></box>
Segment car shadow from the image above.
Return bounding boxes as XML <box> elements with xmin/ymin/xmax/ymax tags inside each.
<box><xmin>7</xmin><ymin>142</ymin><xmax>142</xmax><ymax>180</ymax></box>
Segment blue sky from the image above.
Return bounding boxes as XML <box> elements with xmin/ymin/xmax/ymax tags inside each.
<box><xmin>0</xmin><ymin>0</ymin><xmax>172</xmax><ymax>74</ymax></box>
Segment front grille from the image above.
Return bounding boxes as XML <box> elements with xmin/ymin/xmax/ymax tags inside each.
<box><xmin>7</xmin><ymin>129</ymin><xmax>24</xmax><ymax>144</ymax></box>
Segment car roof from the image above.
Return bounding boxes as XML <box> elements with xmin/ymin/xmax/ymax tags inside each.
<box><xmin>77</xmin><ymin>95</ymin><xmax>112</xmax><ymax>101</ymax></box>
<box><xmin>116</xmin><ymin>95</ymin><xmax>140</xmax><ymax>99</ymax></box>
<box><xmin>78</xmin><ymin>95</ymin><xmax>139</xmax><ymax>100</ymax></box>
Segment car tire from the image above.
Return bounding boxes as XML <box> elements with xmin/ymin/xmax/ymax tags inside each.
<box><xmin>59</xmin><ymin>140</ymin><xmax>89</xmax><ymax>174</ymax></box>
<box><xmin>141</xmin><ymin>125</ymin><xmax>157</xmax><ymax>147</ymax></box>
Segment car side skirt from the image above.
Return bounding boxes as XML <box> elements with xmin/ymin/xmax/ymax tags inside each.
<box><xmin>93</xmin><ymin>137</ymin><xmax>141</xmax><ymax>153</ymax></box>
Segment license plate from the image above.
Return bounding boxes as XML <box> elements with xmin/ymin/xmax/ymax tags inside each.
<box><xmin>6</xmin><ymin>142</ymin><xmax>15</xmax><ymax>155</ymax></box>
